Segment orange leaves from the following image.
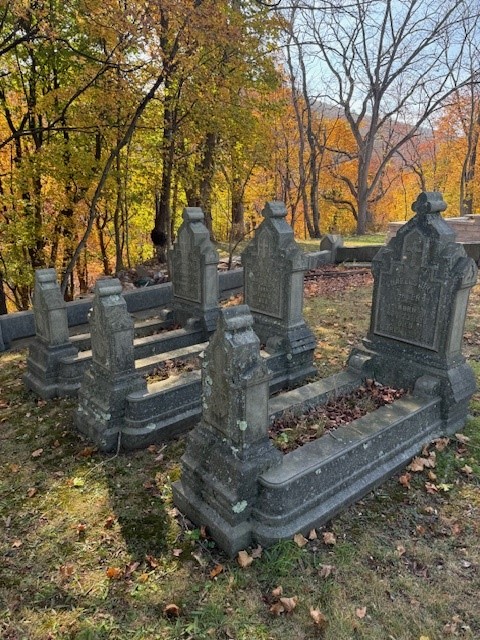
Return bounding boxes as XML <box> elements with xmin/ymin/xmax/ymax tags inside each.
<box><xmin>209</xmin><ymin>564</ymin><xmax>224</xmax><ymax>579</ymax></box>
<box><xmin>106</xmin><ymin>566</ymin><xmax>122</xmax><ymax>580</ymax></box>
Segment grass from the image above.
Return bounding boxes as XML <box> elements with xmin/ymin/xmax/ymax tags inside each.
<box><xmin>1</xmin><ymin>276</ymin><xmax>480</xmax><ymax>639</ymax></box>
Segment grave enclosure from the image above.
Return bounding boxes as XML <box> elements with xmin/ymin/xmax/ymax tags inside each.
<box><xmin>22</xmin><ymin>192</ymin><xmax>477</xmax><ymax>553</ymax></box>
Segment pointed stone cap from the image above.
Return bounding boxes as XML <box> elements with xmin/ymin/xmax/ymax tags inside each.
<box><xmin>412</xmin><ymin>192</ymin><xmax>447</xmax><ymax>216</ymax></box>
<box><xmin>261</xmin><ymin>201</ymin><xmax>287</xmax><ymax>219</ymax></box>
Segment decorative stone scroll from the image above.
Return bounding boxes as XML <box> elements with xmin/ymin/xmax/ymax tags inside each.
<box><xmin>349</xmin><ymin>191</ymin><xmax>478</xmax><ymax>433</ymax></box>
<box><xmin>75</xmin><ymin>278</ymin><xmax>146</xmax><ymax>452</ymax></box>
<box><xmin>173</xmin><ymin>305</ymin><xmax>281</xmax><ymax>556</ymax></box>
<box><xmin>23</xmin><ymin>269</ymin><xmax>78</xmax><ymax>398</ymax></box>
<box><xmin>241</xmin><ymin>201</ymin><xmax>316</xmax><ymax>386</ymax></box>
<box><xmin>169</xmin><ymin>208</ymin><xmax>220</xmax><ymax>335</ymax></box>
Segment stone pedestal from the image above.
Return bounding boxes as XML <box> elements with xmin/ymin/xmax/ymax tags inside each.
<box><xmin>169</xmin><ymin>208</ymin><xmax>219</xmax><ymax>336</ymax></box>
<box><xmin>75</xmin><ymin>279</ymin><xmax>146</xmax><ymax>452</ymax></box>
<box><xmin>241</xmin><ymin>201</ymin><xmax>316</xmax><ymax>386</ymax></box>
<box><xmin>348</xmin><ymin>191</ymin><xmax>477</xmax><ymax>433</ymax></box>
<box><xmin>173</xmin><ymin>305</ymin><xmax>281</xmax><ymax>556</ymax></box>
<box><xmin>23</xmin><ymin>269</ymin><xmax>78</xmax><ymax>398</ymax></box>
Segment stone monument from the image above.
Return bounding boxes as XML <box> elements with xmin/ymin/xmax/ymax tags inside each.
<box><xmin>349</xmin><ymin>191</ymin><xmax>478</xmax><ymax>433</ymax></box>
<box><xmin>173</xmin><ymin>305</ymin><xmax>282</xmax><ymax>555</ymax></box>
<box><xmin>241</xmin><ymin>201</ymin><xmax>316</xmax><ymax>386</ymax></box>
<box><xmin>169</xmin><ymin>208</ymin><xmax>220</xmax><ymax>336</ymax></box>
<box><xmin>24</xmin><ymin>269</ymin><xmax>78</xmax><ymax>398</ymax></box>
<box><xmin>75</xmin><ymin>278</ymin><xmax>146</xmax><ymax>452</ymax></box>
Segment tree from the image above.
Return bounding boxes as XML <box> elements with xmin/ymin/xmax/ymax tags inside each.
<box><xmin>286</xmin><ymin>0</ymin><xmax>480</xmax><ymax>233</ymax></box>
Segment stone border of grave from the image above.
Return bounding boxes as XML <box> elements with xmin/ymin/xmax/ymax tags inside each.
<box><xmin>173</xmin><ymin>191</ymin><xmax>478</xmax><ymax>556</ymax></box>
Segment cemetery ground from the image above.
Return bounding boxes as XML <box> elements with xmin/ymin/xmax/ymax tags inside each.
<box><xmin>1</xmin><ymin>273</ymin><xmax>479</xmax><ymax>640</ymax></box>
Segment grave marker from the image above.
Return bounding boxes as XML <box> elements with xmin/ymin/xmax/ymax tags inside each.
<box><xmin>169</xmin><ymin>208</ymin><xmax>219</xmax><ymax>335</ymax></box>
<box><xmin>75</xmin><ymin>278</ymin><xmax>146</xmax><ymax>451</ymax></box>
<box><xmin>24</xmin><ymin>269</ymin><xmax>78</xmax><ymax>398</ymax></box>
<box><xmin>241</xmin><ymin>201</ymin><xmax>316</xmax><ymax>386</ymax></box>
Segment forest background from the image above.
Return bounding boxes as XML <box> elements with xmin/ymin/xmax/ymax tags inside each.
<box><xmin>1</xmin><ymin>0</ymin><xmax>480</xmax><ymax>312</ymax></box>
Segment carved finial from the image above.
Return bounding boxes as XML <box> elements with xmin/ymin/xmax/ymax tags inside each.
<box><xmin>183</xmin><ymin>207</ymin><xmax>205</xmax><ymax>223</ymax></box>
<box><xmin>261</xmin><ymin>201</ymin><xmax>287</xmax><ymax>219</ymax></box>
<box><xmin>411</xmin><ymin>192</ymin><xmax>447</xmax><ymax>216</ymax></box>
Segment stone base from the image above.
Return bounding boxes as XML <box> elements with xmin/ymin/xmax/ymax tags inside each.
<box><xmin>347</xmin><ymin>343</ymin><xmax>476</xmax><ymax>429</ymax></box>
<box><xmin>75</xmin><ymin>365</ymin><xmax>146</xmax><ymax>452</ymax></box>
<box><xmin>173</xmin><ymin>422</ymin><xmax>281</xmax><ymax>556</ymax></box>
<box><xmin>24</xmin><ymin>341</ymin><xmax>79</xmax><ymax>399</ymax></box>
<box><xmin>173</xmin><ymin>299</ymin><xmax>219</xmax><ymax>336</ymax></box>
<box><xmin>252</xmin><ymin>394</ymin><xmax>443</xmax><ymax>547</ymax></box>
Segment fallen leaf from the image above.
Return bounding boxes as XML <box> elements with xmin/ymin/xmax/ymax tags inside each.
<box><xmin>78</xmin><ymin>446</ymin><xmax>96</xmax><ymax>457</ymax></box>
<box><xmin>308</xmin><ymin>528</ymin><xmax>318</xmax><ymax>540</ymax></box>
<box><xmin>10</xmin><ymin>464</ymin><xmax>20</xmax><ymax>473</ymax></box>
<box><xmin>145</xmin><ymin>555</ymin><xmax>158</xmax><ymax>568</ymax></box>
<box><xmin>104</xmin><ymin>516</ymin><xmax>116</xmax><ymax>529</ymax></box>
<box><xmin>210</xmin><ymin>564</ymin><xmax>224</xmax><ymax>579</ymax></box>
<box><xmin>125</xmin><ymin>561</ymin><xmax>140</xmax><ymax>577</ymax></box>
<box><xmin>408</xmin><ymin>457</ymin><xmax>427</xmax><ymax>472</ymax></box>
<box><xmin>424</xmin><ymin>482</ymin><xmax>438</xmax><ymax>494</ymax></box>
<box><xmin>356</xmin><ymin>606</ymin><xmax>367</xmax><ymax>619</ymax></box>
<box><xmin>73</xmin><ymin>477</ymin><xmax>85</xmax><ymax>488</ymax></box>
<box><xmin>279</xmin><ymin>596</ymin><xmax>298</xmax><ymax>612</ymax></box>
<box><xmin>76</xmin><ymin>523</ymin><xmax>86</xmax><ymax>538</ymax></box>
<box><xmin>59</xmin><ymin>564</ymin><xmax>74</xmax><ymax>578</ymax></box>
<box><xmin>455</xmin><ymin>433</ymin><xmax>470</xmax><ymax>444</ymax></box>
<box><xmin>237</xmin><ymin>550</ymin><xmax>253</xmax><ymax>568</ymax></box>
<box><xmin>319</xmin><ymin>564</ymin><xmax>335</xmax><ymax>578</ymax></box>
<box><xmin>31</xmin><ymin>448</ymin><xmax>43</xmax><ymax>458</ymax></box>
<box><xmin>106</xmin><ymin>566</ymin><xmax>122</xmax><ymax>579</ymax></box>
<box><xmin>293</xmin><ymin>533</ymin><xmax>308</xmax><ymax>547</ymax></box>
<box><xmin>163</xmin><ymin>603</ymin><xmax>180</xmax><ymax>618</ymax></box>
<box><xmin>251</xmin><ymin>545</ymin><xmax>263</xmax><ymax>559</ymax></box>
<box><xmin>434</xmin><ymin>437</ymin><xmax>449</xmax><ymax>451</ymax></box>
<box><xmin>427</xmin><ymin>470</ymin><xmax>437</xmax><ymax>481</ymax></box>
<box><xmin>269</xmin><ymin>602</ymin><xmax>285</xmax><ymax>616</ymax></box>
<box><xmin>272</xmin><ymin>586</ymin><xmax>283</xmax><ymax>597</ymax></box>
<box><xmin>310</xmin><ymin>607</ymin><xmax>328</xmax><ymax>629</ymax></box>
<box><xmin>52</xmin><ymin>440</ymin><xmax>61</xmax><ymax>448</ymax></box>
<box><xmin>399</xmin><ymin>473</ymin><xmax>411</xmax><ymax>489</ymax></box>
<box><xmin>323</xmin><ymin>531</ymin><xmax>336</xmax><ymax>545</ymax></box>
<box><xmin>460</xmin><ymin>465</ymin><xmax>473</xmax><ymax>475</ymax></box>
<box><xmin>11</xmin><ymin>539</ymin><xmax>22</xmax><ymax>548</ymax></box>
<box><xmin>451</xmin><ymin>523</ymin><xmax>461</xmax><ymax>536</ymax></box>
<box><xmin>437</xmin><ymin>483</ymin><xmax>453</xmax><ymax>492</ymax></box>
<box><xmin>395</xmin><ymin>544</ymin><xmax>406</xmax><ymax>557</ymax></box>
<box><xmin>138</xmin><ymin>573</ymin><xmax>149</xmax><ymax>583</ymax></box>
<box><xmin>416</xmin><ymin>525</ymin><xmax>426</xmax><ymax>536</ymax></box>
<box><xmin>172</xmin><ymin>548</ymin><xmax>183</xmax><ymax>557</ymax></box>
<box><xmin>147</xmin><ymin>445</ymin><xmax>157</xmax><ymax>453</ymax></box>
<box><xmin>27</xmin><ymin>487</ymin><xmax>37</xmax><ymax>498</ymax></box>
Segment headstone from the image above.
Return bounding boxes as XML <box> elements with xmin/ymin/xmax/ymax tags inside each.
<box><xmin>169</xmin><ymin>208</ymin><xmax>219</xmax><ymax>335</ymax></box>
<box><xmin>319</xmin><ymin>233</ymin><xmax>343</xmax><ymax>261</ymax></box>
<box><xmin>75</xmin><ymin>278</ymin><xmax>146</xmax><ymax>452</ymax></box>
<box><xmin>23</xmin><ymin>269</ymin><xmax>78</xmax><ymax>398</ymax></box>
<box><xmin>173</xmin><ymin>305</ymin><xmax>281</xmax><ymax>556</ymax></box>
<box><xmin>241</xmin><ymin>201</ymin><xmax>316</xmax><ymax>386</ymax></box>
<box><xmin>349</xmin><ymin>191</ymin><xmax>477</xmax><ymax>433</ymax></box>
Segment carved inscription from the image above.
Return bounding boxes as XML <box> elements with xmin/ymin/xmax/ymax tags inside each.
<box><xmin>172</xmin><ymin>235</ymin><xmax>201</xmax><ymax>303</ymax></box>
<box><xmin>245</xmin><ymin>262</ymin><xmax>283</xmax><ymax>319</ymax></box>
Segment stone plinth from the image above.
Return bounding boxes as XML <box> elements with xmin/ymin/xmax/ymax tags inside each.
<box><xmin>75</xmin><ymin>278</ymin><xmax>146</xmax><ymax>452</ymax></box>
<box><xmin>23</xmin><ymin>269</ymin><xmax>78</xmax><ymax>398</ymax></box>
<box><xmin>349</xmin><ymin>191</ymin><xmax>477</xmax><ymax>433</ymax></box>
<box><xmin>241</xmin><ymin>201</ymin><xmax>316</xmax><ymax>387</ymax></box>
<box><xmin>169</xmin><ymin>208</ymin><xmax>219</xmax><ymax>335</ymax></box>
<box><xmin>173</xmin><ymin>305</ymin><xmax>282</xmax><ymax>556</ymax></box>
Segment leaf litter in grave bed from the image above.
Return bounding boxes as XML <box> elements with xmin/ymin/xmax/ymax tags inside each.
<box><xmin>144</xmin><ymin>357</ymin><xmax>200</xmax><ymax>384</ymax></box>
<box><xmin>269</xmin><ymin>379</ymin><xmax>407</xmax><ymax>453</ymax></box>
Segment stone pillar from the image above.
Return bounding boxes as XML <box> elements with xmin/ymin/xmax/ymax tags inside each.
<box><xmin>169</xmin><ymin>208</ymin><xmax>220</xmax><ymax>335</ymax></box>
<box><xmin>319</xmin><ymin>233</ymin><xmax>344</xmax><ymax>262</ymax></box>
<box><xmin>23</xmin><ymin>268</ymin><xmax>78</xmax><ymax>398</ymax></box>
<box><xmin>241</xmin><ymin>201</ymin><xmax>316</xmax><ymax>385</ymax></box>
<box><xmin>75</xmin><ymin>278</ymin><xmax>146</xmax><ymax>452</ymax></box>
<box><xmin>173</xmin><ymin>305</ymin><xmax>281</xmax><ymax>556</ymax></box>
<box><xmin>348</xmin><ymin>191</ymin><xmax>478</xmax><ymax>433</ymax></box>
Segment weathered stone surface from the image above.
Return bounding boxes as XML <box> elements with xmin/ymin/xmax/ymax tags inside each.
<box><xmin>348</xmin><ymin>191</ymin><xmax>477</xmax><ymax>433</ymax></box>
<box><xmin>23</xmin><ymin>269</ymin><xmax>78</xmax><ymax>398</ymax></box>
<box><xmin>75</xmin><ymin>278</ymin><xmax>146</xmax><ymax>452</ymax></box>
<box><xmin>242</xmin><ymin>201</ymin><xmax>316</xmax><ymax>386</ymax></box>
<box><xmin>173</xmin><ymin>305</ymin><xmax>282</xmax><ymax>556</ymax></box>
<box><xmin>169</xmin><ymin>207</ymin><xmax>220</xmax><ymax>335</ymax></box>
